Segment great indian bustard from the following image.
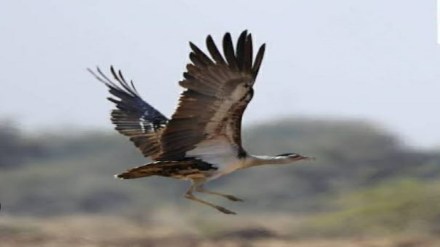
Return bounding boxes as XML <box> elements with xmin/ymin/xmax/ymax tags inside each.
<box><xmin>89</xmin><ymin>31</ymin><xmax>312</xmax><ymax>214</ymax></box>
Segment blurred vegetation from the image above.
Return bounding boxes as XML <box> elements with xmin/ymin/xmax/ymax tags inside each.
<box><xmin>0</xmin><ymin>120</ymin><xmax>46</xmax><ymax>169</ymax></box>
<box><xmin>300</xmin><ymin>178</ymin><xmax>440</xmax><ymax>237</ymax></box>
<box><xmin>1</xmin><ymin>117</ymin><xmax>439</xmax><ymax>238</ymax></box>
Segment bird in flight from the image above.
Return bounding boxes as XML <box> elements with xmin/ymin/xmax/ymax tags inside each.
<box><xmin>89</xmin><ymin>31</ymin><xmax>311</xmax><ymax>214</ymax></box>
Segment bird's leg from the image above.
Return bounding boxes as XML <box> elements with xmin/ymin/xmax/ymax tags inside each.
<box><xmin>195</xmin><ymin>185</ymin><xmax>243</xmax><ymax>202</ymax></box>
<box><xmin>184</xmin><ymin>183</ymin><xmax>236</xmax><ymax>215</ymax></box>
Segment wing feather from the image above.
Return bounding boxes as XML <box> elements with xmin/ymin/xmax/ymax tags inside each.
<box><xmin>206</xmin><ymin>35</ymin><xmax>226</xmax><ymax>65</ymax></box>
<box><xmin>235</xmin><ymin>30</ymin><xmax>248</xmax><ymax>70</ymax></box>
<box><xmin>90</xmin><ymin>31</ymin><xmax>266</xmax><ymax>162</ymax></box>
<box><xmin>89</xmin><ymin>66</ymin><xmax>168</xmax><ymax>159</ymax></box>
<box><xmin>252</xmin><ymin>44</ymin><xmax>266</xmax><ymax>79</ymax></box>
<box><xmin>222</xmin><ymin>33</ymin><xmax>239</xmax><ymax>71</ymax></box>
<box><xmin>157</xmin><ymin>31</ymin><xmax>265</xmax><ymax>160</ymax></box>
<box><xmin>189</xmin><ymin>42</ymin><xmax>214</xmax><ymax>66</ymax></box>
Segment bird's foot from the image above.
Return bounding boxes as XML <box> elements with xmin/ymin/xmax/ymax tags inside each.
<box><xmin>225</xmin><ymin>195</ymin><xmax>244</xmax><ymax>202</ymax></box>
<box><xmin>216</xmin><ymin>206</ymin><xmax>236</xmax><ymax>215</ymax></box>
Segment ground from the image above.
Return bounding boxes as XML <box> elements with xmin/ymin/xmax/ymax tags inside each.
<box><xmin>1</xmin><ymin>215</ymin><xmax>438</xmax><ymax>247</ymax></box>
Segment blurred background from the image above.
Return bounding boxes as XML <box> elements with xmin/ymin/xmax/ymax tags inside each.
<box><xmin>1</xmin><ymin>0</ymin><xmax>440</xmax><ymax>246</ymax></box>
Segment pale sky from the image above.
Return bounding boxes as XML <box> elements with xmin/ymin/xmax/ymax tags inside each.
<box><xmin>1</xmin><ymin>0</ymin><xmax>439</xmax><ymax>148</ymax></box>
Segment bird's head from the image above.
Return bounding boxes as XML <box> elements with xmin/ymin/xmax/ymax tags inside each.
<box><xmin>247</xmin><ymin>152</ymin><xmax>314</xmax><ymax>167</ymax></box>
<box><xmin>276</xmin><ymin>153</ymin><xmax>313</xmax><ymax>161</ymax></box>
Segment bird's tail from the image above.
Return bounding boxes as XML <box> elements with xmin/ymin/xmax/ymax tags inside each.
<box><xmin>115</xmin><ymin>161</ymin><xmax>170</xmax><ymax>179</ymax></box>
<box><xmin>115</xmin><ymin>159</ymin><xmax>216</xmax><ymax>179</ymax></box>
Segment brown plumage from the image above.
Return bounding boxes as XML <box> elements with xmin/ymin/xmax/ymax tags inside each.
<box><xmin>157</xmin><ymin>31</ymin><xmax>265</xmax><ymax>160</ymax></box>
<box><xmin>90</xmin><ymin>31</ymin><xmax>311</xmax><ymax>214</ymax></box>
<box><xmin>117</xmin><ymin>159</ymin><xmax>218</xmax><ymax>180</ymax></box>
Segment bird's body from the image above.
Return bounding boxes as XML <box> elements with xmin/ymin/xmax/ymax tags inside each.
<box><xmin>90</xmin><ymin>31</ymin><xmax>311</xmax><ymax>214</ymax></box>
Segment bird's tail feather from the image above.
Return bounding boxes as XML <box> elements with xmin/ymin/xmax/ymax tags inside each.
<box><xmin>116</xmin><ymin>159</ymin><xmax>217</xmax><ymax>180</ymax></box>
<box><xmin>116</xmin><ymin>160</ymin><xmax>189</xmax><ymax>179</ymax></box>
<box><xmin>115</xmin><ymin>162</ymin><xmax>166</xmax><ymax>179</ymax></box>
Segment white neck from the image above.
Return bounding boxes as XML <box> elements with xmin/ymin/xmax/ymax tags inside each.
<box><xmin>243</xmin><ymin>155</ymin><xmax>295</xmax><ymax>168</ymax></box>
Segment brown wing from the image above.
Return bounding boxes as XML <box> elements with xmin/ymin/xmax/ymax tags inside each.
<box><xmin>157</xmin><ymin>31</ymin><xmax>266</xmax><ymax>160</ymax></box>
<box><xmin>89</xmin><ymin>66</ymin><xmax>168</xmax><ymax>159</ymax></box>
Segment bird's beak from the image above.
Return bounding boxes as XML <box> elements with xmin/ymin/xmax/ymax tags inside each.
<box><xmin>293</xmin><ymin>154</ymin><xmax>314</xmax><ymax>161</ymax></box>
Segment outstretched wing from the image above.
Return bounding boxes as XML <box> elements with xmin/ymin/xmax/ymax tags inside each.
<box><xmin>157</xmin><ymin>31</ymin><xmax>265</xmax><ymax>160</ymax></box>
<box><xmin>89</xmin><ymin>66</ymin><xmax>168</xmax><ymax>159</ymax></box>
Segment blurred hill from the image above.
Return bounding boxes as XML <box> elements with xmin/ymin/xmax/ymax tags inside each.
<box><xmin>1</xmin><ymin>117</ymin><xmax>440</xmax><ymax>238</ymax></box>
